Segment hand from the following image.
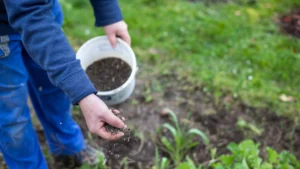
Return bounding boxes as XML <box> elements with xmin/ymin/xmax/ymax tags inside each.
<box><xmin>103</xmin><ymin>20</ymin><xmax>131</xmax><ymax>48</ymax></box>
<box><xmin>79</xmin><ymin>94</ymin><xmax>126</xmax><ymax>140</ymax></box>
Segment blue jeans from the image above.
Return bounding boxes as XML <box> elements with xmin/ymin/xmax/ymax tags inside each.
<box><xmin>0</xmin><ymin>25</ymin><xmax>85</xmax><ymax>169</ymax></box>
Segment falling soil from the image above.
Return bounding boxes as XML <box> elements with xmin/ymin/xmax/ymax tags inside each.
<box><xmin>279</xmin><ymin>9</ymin><xmax>300</xmax><ymax>38</ymax></box>
<box><xmin>104</xmin><ymin>109</ymin><xmax>129</xmax><ymax>135</ymax></box>
<box><xmin>86</xmin><ymin>58</ymin><xmax>132</xmax><ymax>91</ymax></box>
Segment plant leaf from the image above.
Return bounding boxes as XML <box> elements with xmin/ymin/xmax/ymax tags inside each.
<box><xmin>220</xmin><ymin>155</ymin><xmax>234</xmax><ymax>167</ymax></box>
<box><xmin>161</xmin><ymin>157</ymin><xmax>169</xmax><ymax>169</ymax></box>
<box><xmin>155</xmin><ymin>148</ymin><xmax>159</xmax><ymax>168</ymax></box>
<box><xmin>163</xmin><ymin>123</ymin><xmax>178</xmax><ymax>139</ymax></box>
<box><xmin>177</xmin><ymin>162</ymin><xmax>190</xmax><ymax>169</ymax></box>
<box><xmin>161</xmin><ymin>136</ymin><xmax>174</xmax><ymax>153</ymax></box>
<box><xmin>280</xmin><ymin>163</ymin><xmax>294</xmax><ymax>169</ymax></box>
<box><xmin>166</xmin><ymin>109</ymin><xmax>180</xmax><ymax>131</ymax></box>
<box><xmin>266</xmin><ymin>147</ymin><xmax>278</xmax><ymax>164</ymax></box>
<box><xmin>188</xmin><ymin>128</ymin><xmax>210</xmax><ymax>145</ymax></box>
<box><xmin>260</xmin><ymin>162</ymin><xmax>272</xmax><ymax>169</ymax></box>
<box><xmin>186</xmin><ymin>156</ymin><xmax>197</xmax><ymax>169</ymax></box>
<box><xmin>227</xmin><ymin>142</ymin><xmax>238</xmax><ymax>154</ymax></box>
<box><xmin>242</xmin><ymin>158</ymin><xmax>250</xmax><ymax>169</ymax></box>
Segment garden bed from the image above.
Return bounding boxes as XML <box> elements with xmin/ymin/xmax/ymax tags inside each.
<box><xmin>0</xmin><ymin>73</ymin><xmax>298</xmax><ymax>169</ymax></box>
<box><xmin>72</xmin><ymin>73</ymin><xmax>299</xmax><ymax>169</ymax></box>
<box><xmin>280</xmin><ymin>9</ymin><xmax>300</xmax><ymax>38</ymax></box>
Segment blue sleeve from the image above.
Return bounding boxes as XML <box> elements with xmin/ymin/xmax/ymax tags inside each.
<box><xmin>89</xmin><ymin>0</ymin><xmax>123</xmax><ymax>27</ymax></box>
<box><xmin>3</xmin><ymin>0</ymin><xmax>97</xmax><ymax>104</ymax></box>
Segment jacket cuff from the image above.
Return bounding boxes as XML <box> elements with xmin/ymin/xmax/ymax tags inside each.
<box><xmin>58</xmin><ymin>70</ymin><xmax>97</xmax><ymax>105</ymax></box>
<box><xmin>90</xmin><ymin>0</ymin><xmax>123</xmax><ymax>27</ymax></box>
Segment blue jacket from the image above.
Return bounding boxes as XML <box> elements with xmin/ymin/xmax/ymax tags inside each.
<box><xmin>1</xmin><ymin>0</ymin><xmax>123</xmax><ymax>104</ymax></box>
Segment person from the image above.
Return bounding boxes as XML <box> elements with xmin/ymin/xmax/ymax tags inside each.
<box><xmin>0</xmin><ymin>0</ymin><xmax>130</xmax><ymax>168</ymax></box>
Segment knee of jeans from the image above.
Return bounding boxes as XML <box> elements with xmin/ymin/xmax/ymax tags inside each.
<box><xmin>0</xmin><ymin>83</ymin><xmax>28</xmax><ymax>109</ymax></box>
<box><xmin>0</xmin><ymin>119</ymin><xmax>37</xmax><ymax>154</ymax></box>
<box><xmin>0</xmin><ymin>119</ymin><xmax>31</xmax><ymax>144</ymax></box>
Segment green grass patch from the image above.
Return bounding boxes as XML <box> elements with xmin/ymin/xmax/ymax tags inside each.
<box><xmin>61</xmin><ymin>0</ymin><xmax>300</xmax><ymax>117</ymax></box>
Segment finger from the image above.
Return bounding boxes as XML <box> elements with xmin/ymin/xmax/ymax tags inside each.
<box><xmin>111</xmin><ymin>109</ymin><xmax>120</xmax><ymax>114</ymax></box>
<box><xmin>98</xmin><ymin>128</ymin><xmax>124</xmax><ymax>140</ymax></box>
<box><xmin>118</xmin><ymin>30</ymin><xmax>131</xmax><ymax>46</ymax></box>
<box><xmin>102</xmin><ymin>111</ymin><xmax>125</xmax><ymax>129</ymax></box>
<box><xmin>107</xmin><ymin>33</ymin><xmax>117</xmax><ymax>48</ymax></box>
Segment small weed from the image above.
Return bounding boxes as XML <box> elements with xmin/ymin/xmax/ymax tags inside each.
<box><xmin>152</xmin><ymin>148</ymin><xmax>170</xmax><ymax>169</ymax></box>
<box><xmin>142</xmin><ymin>83</ymin><xmax>153</xmax><ymax>103</ymax></box>
<box><xmin>79</xmin><ymin>154</ymin><xmax>107</xmax><ymax>169</ymax></box>
<box><xmin>120</xmin><ymin>157</ymin><xmax>129</xmax><ymax>169</ymax></box>
<box><xmin>176</xmin><ymin>156</ymin><xmax>202</xmax><ymax>169</ymax></box>
<box><xmin>157</xmin><ymin>109</ymin><xmax>209</xmax><ymax>165</ymax></box>
<box><xmin>237</xmin><ymin>118</ymin><xmax>264</xmax><ymax>136</ymax></box>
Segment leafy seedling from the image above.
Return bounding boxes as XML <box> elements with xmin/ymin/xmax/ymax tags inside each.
<box><xmin>213</xmin><ymin>140</ymin><xmax>300</xmax><ymax>169</ymax></box>
<box><xmin>177</xmin><ymin>156</ymin><xmax>202</xmax><ymax>169</ymax></box>
<box><xmin>157</xmin><ymin>109</ymin><xmax>210</xmax><ymax>165</ymax></box>
<box><xmin>237</xmin><ymin>118</ymin><xmax>264</xmax><ymax>136</ymax></box>
<box><xmin>152</xmin><ymin>148</ymin><xmax>170</xmax><ymax>169</ymax></box>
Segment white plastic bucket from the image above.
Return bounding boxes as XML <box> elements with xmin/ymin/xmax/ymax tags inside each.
<box><xmin>76</xmin><ymin>36</ymin><xmax>137</xmax><ymax>105</ymax></box>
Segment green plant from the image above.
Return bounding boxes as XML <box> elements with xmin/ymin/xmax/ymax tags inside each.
<box><xmin>176</xmin><ymin>156</ymin><xmax>202</xmax><ymax>169</ymax></box>
<box><xmin>142</xmin><ymin>83</ymin><xmax>153</xmax><ymax>103</ymax></box>
<box><xmin>80</xmin><ymin>154</ymin><xmax>107</xmax><ymax>169</ymax></box>
<box><xmin>237</xmin><ymin>118</ymin><xmax>264</xmax><ymax>136</ymax></box>
<box><xmin>152</xmin><ymin>149</ymin><xmax>203</xmax><ymax>169</ymax></box>
<box><xmin>120</xmin><ymin>157</ymin><xmax>129</xmax><ymax>169</ymax></box>
<box><xmin>152</xmin><ymin>148</ymin><xmax>170</xmax><ymax>169</ymax></box>
<box><xmin>213</xmin><ymin>139</ymin><xmax>300</xmax><ymax>169</ymax></box>
<box><xmin>157</xmin><ymin>109</ymin><xmax>209</xmax><ymax>165</ymax></box>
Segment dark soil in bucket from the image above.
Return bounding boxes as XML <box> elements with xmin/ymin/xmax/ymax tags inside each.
<box><xmin>279</xmin><ymin>9</ymin><xmax>300</xmax><ymax>38</ymax></box>
<box><xmin>86</xmin><ymin>58</ymin><xmax>132</xmax><ymax>91</ymax></box>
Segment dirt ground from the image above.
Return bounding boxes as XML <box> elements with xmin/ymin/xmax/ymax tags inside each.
<box><xmin>0</xmin><ymin>70</ymin><xmax>299</xmax><ymax>169</ymax></box>
<box><xmin>75</xmin><ymin>72</ymin><xmax>300</xmax><ymax>169</ymax></box>
<box><xmin>280</xmin><ymin>9</ymin><xmax>300</xmax><ymax>38</ymax></box>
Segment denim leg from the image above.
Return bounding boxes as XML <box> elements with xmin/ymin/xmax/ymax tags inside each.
<box><xmin>22</xmin><ymin>46</ymin><xmax>85</xmax><ymax>155</ymax></box>
<box><xmin>0</xmin><ymin>35</ymin><xmax>47</xmax><ymax>169</ymax></box>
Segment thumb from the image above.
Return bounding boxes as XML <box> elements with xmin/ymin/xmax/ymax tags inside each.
<box><xmin>107</xmin><ymin>33</ymin><xmax>117</xmax><ymax>48</ymax></box>
<box><xmin>102</xmin><ymin>111</ymin><xmax>125</xmax><ymax>129</ymax></box>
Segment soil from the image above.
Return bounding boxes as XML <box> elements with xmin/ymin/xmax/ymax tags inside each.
<box><xmin>1</xmin><ymin>71</ymin><xmax>299</xmax><ymax>169</ymax></box>
<box><xmin>104</xmin><ymin>110</ymin><xmax>128</xmax><ymax>135</ymax></box>
<box><xmin>86</xmin><ymin>58</ymin><xmax>132</xmax><ymax>91</ymax></box>
<box><xmin>74</xmin><ymin>72</ymin><xmax>300</xmax><ymax>169</ymax></box>
<box><xmin>279</xmin><ymin>9</ymin><xmax>300</xmax><ymax>38</ymax></box>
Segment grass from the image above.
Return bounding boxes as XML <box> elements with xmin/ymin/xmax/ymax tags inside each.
<box><xmin>60</xmin><ymin>0</ymin><xmax>300</xmax><ymax>117</ymax></box>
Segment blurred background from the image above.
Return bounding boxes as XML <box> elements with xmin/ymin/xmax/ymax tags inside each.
<box><xmin>61</xmin><ymin>0</ymin><xmax>300</xmax><ymax>117</ymax></box>
<box><xmin>1</xmin><ymin>1</ymin><xmax>300</xmax><ymax>169</ymax></box>
<box><xmin>43</xmin><ymin>0</ymin><xmax>300</xmax><ymax>168</ymax></box>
